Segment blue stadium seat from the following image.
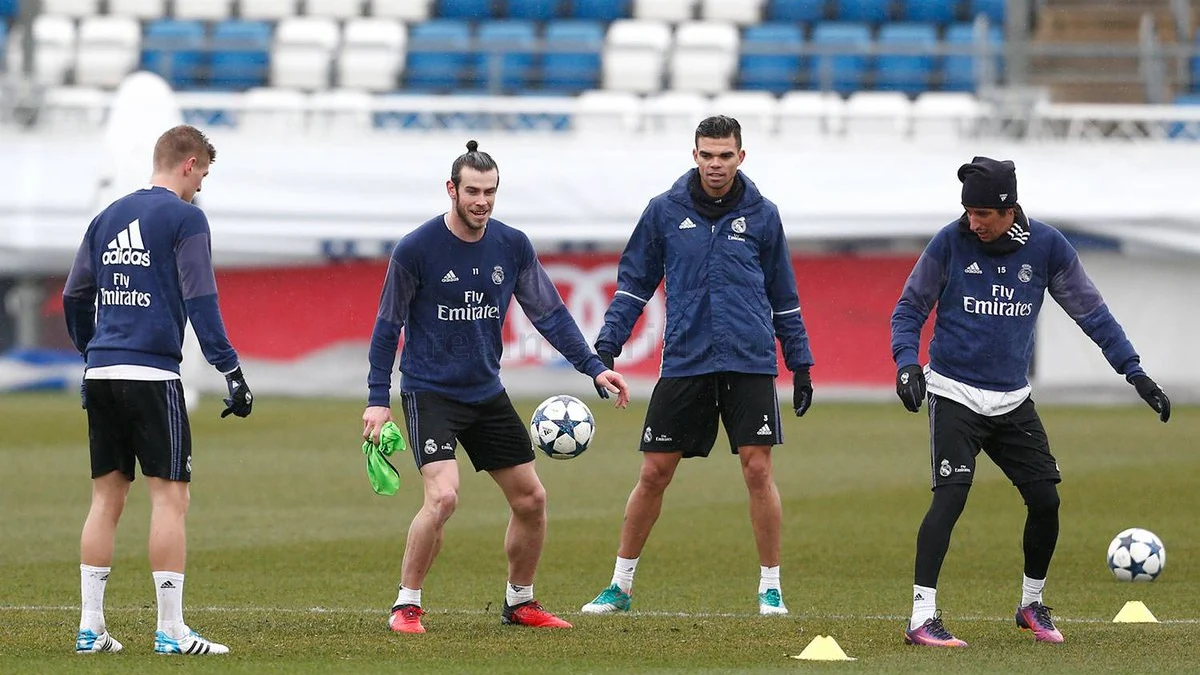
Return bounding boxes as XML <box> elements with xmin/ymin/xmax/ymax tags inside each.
<box><xmin>968</xmin><ymin>0</ymin><xmax>1003</xmax><ymax>25</ymax></box>
<box><xmin>738</xmin><ymin>23</ymin><xmax>804</xmax><ymax>94</ymax></box>
<box><xmin>767</xmin><ymin>0</ymin><xmax>825</xmax><ymax>23</ymax></box>
<box><xmin>943</xmin><ymin>22</ymin><xmax>1002</xmax><ymax>91</ymax></box>
<box><xmin>406</xmin><ymin>20</ymin><xmax>472</xmax><ymax>91</ymax></box>
<box><xmin>0</xmin><ymin>0</ymin><xmax>17</xmax><ymax>19</ymax></box>
<box><xmin>875</xmin><ymin>22</ymin><xmax>936</xmax><ymax>94</ymax></box>
<box><xmin>438</xmin><ymin>0</ymin><xmax>494</xmax><ymax>19</ymax></box>
<box><xmin>569</xmin><ymin>0</ymin><xmax>627</xmax><ymax>20</ymax></box>
<box><xmin>901</xmin><ymin>0</ymin><xmax>957</xmax><ymax>26</ymax></box>
<box><xmin>834</xmin><ymin>0</ymin><xmax>890</xmax><ymax>24</ymax></box>
<box><xmin>0</xmin><ymin>22</ymin><xmax>7</xmax><ymax>58</ymax></box>
<box><xmin>542</xmin><ymin>20</ymin><xmax>603</xmax><ymax>93</ymax></box>
<box><xmin>474</xmin><ymin>20</ymin><xmax>537</xmax><ymax>92</ymax></box>
<box><xmin>142</xmin><ymin>20</ymin><xmax>207</xmax><ymax>90</ymax></box>
<box><xmin>1193</xmin><ymin>32</ymin><xmax>1200</xmax><ymax>92</ymax></box>
<box><xmin>810</xmin><ymin>22</ymin><xmax>871</xmax><ymax>94</ymax></box>
<box><xmin>506</xmin><ymin>0</ymin><xmax>560</xmax><ymax>20</ymax></box>
<box><xmin>210</xmin><ymin>21</ymin><xmax>271</xmax><ymax>90</ymax></box>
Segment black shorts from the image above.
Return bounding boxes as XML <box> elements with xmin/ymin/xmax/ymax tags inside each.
<box><xmin>399</xmin><ymin>390</ymin><xmax>534</xmax><ymax>472</ymax></box>
<box><xmin>927</xmin><ymin>394</ymin><xmax>1061</xmax><ymax>489</ymax></box>
<box><xmin>640</xmin><ymin>372</ymin><xmax>782</xmax><ymax>458</ymax></box>
<box><xmin>85</xmin><ymin>379</ymin><xmax>192</xmax><ymax>482</ymax></box>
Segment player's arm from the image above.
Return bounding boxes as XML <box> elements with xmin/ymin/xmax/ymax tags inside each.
<box><xmin>63</xmin><ymin>227</ymin><xmax>98</xmax><ymax>354</ymax></box>
<box><xmin>366</xmin><ymin>251</ymin><xmax>416</xmax><ymax>408</ymax></box>
<box><xmin>761</xmin><ymin>208</ymin><xmax>816</xmax><ymax>416</ymax></box>
<box><xmin>594</xmin><ymin>202</ymin><xmax>665</xmax><ymax>359</ymax></box>
<box><xmin>890</xmin><ymin>236</ymin><xmax>948</xmax><ymax>369</ymax></box>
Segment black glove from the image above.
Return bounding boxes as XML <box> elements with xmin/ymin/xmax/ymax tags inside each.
<box><xmin>792</xmin><ymin>368</ymin><xmax>812</xmax><ymax>417</ymax></box>
<box><xmin>221</xmin><ymin>367</ymin><xmax>253</xmax><ymax>418</ymax></box>
<box><xmin>594</xmin><ymin>352</ymin><xmax>615</xmax><ymax>399</ymax></box>
<box><xmin>80</xmin><ymin>379</ymin><xmax>87</xmax><ymax>410</ymax></box>
<box><xmin>1131</xmin><ymin>374</ymin><xmax>1170</xmax><ymax>423</ymax></box>
<box><xmin>896</xmin><ymin>364</ymin><xmax>926</xmax><ymax>413</ymax></box>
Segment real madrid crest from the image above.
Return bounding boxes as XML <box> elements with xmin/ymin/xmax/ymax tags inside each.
<box><xmin>731</xmin><ymin>216</ymin><xmax>747</xmax><ymax>234</ymax></box>
<box><xmin>492</xmin><ymin>265</ymin><xmax>504</xmax><ymax>285</ymax></box>
<box><xmin>424</xmin><ymin>439</ymin><xmax>438</xmax><ymax>455</ymax></box>
<box><xmin>1018</xmin><ymin>264</ymin><xmax>1033</xmax><ymax>283</ymax></box>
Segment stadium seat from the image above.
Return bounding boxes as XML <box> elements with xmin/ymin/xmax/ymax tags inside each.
<box><xmin>108</xmin><ymin>0</ymin><xmax>166</xmax><ymax>18</ymax></box>
<box><xmin>210</xmin><ymin>21</ymin><xmax>272</xmax><ymax>90</ymax></box>
<box><xmin>968</xmin><ymin>0</ymin><xmax>1003</xmax><ymax>26</ymax></box>
<box><xmin>943</xmin><ymin>22</ymin><xmax>1002</xmax><ymax>91</ymax></box>
<box><xmin>669</xmin><ymin>20</ymin><xmax>738</xmax><ymax>93</ymax></box>
<box><xmin>841</xmin><ymin>90</ymin><xmax>910</xmax><ymax>137</ymax></box>
<box><xmin>405</xmin><ymin>19</ymin><xmax>471</xmax><ymax>91</ymax></box>
<box><xmin>438</xmin><ymin>0</ymin><xmax>493</xmax><ymax>19</ymax></box>
<box><xmin>711</xmin><ymin>90</ymin><xmax>778</xmax><ymax>137</ymax></box>
<box><xmin>766</xmin><ymin>0</ymin><xmax>824</xmax><ymax>23</ymax></box>
<box><xmin>141</xmin><ymin>20</ymin><xmax>206</xmax><ymax>89</ymax></box>
<box><xmin>700</xmin><ymin>0</ymin><xmax>763</xmax><ymax>25</ymax></box>
<box><xmin>75</xmin><ymin>16</ymin><xmax>140</xmax><ymax>88</ymax></box>
<box><xmin>241</xmin><ymin>0</ymin><xmax>301</xmax><ymax>20</ymax></box>
<box><xmin>240</xmin><ymin>86</ymin><xmax>307</xmax><ymax>133</ymax></box>
<box><xmin>309</xmin><ymin>88</ymin><xmax>374</xmax><ymax>132</ymax></box>
<box><xmin>778</xmin><ymin>89</ymin><xmax>842</xmax><ymax>137</ymax></box>
<box><xmin>40</xmin><ymin>85</ymin><xmax>108</xmax><ymax>128</ymax></box>
<box><xmin>542</xmin><ymin>20</ymin><xmax>603</xmax><ymax>93</ymax></box>
<box><xmin>738</xmin><ymin>22</ymin><xmax>804</xmax><ymax>94</ymax></box>
<box><xmin>573</xmin><ymin>89</ymin><xmax>641</xmax><ymax>133</ymax></box>
<box><xmin>633</xmin><ymin>0</ymin><xmax>695</xmax><ymax>22</ymax></box>
<box><xmin>901</xmin><ymin>0</ymin><xmax>957</xmax><ymax>26</ymax></box>
<box><xmin>31</xmin><ymin>14</ymin><xmax>76</xmax><ymax>86</ymax></box>
<box><xmin>0</xmin><ymin>0</ymin><xmax>16</xmax><ymax>19</ymax></box>
<box><xmin>370</xmin><ymin>0</ymin><xmax>432</xmax><ymax>20</ymax></box>
<box><xmin>875</xmin><ymin>22</ymin><xmax>936</xmax><ymax>94</ymax></box>
<box><xmin>834</xmin><ymin>0</ymin><xmax>890</xmax><ymax>24</ymax></box>
<box><xmin>42</xmin><ymin>0</ymin><xmax>99</xmax><ymax>18</ymax></box>
<box><xmin>506</xmin><ymin>0</ymin><xmax>560</xmax><ymax>20</ymax></box>
<box><xmin>810</xmin><ymin>22</ymin><xmax>871</xmax><ymax>95</ymax></box>
<box><xmin>307</xmin><ymin>0</ymin><xmax>365</xmax><ymax>18</ymax></box>
<box><xmin>571</xmin><ymin>0</ymin><xmax>629</xmax><ymax>21</ymax></box>
<box><xmin>910</xmin><ymin>90</ymin><xmax>982</xmax><ymax>139</ymax></box>
<box><xmin>643</xmin><ymin>91</ymin><xmax>709</xmax><ymax>133</ymax></box>
<box><xmin>271</xmin><ymin>17</ymin><xmax>339</xmax><ymax>90</ymax></box>
<box><xmin>1192</xmin><ymin>31</ymin><xmax>1200</xmax><ymax>92</ymax></box>
<box><xmin>602</xmin><ymin>19</ymin><xmax>671</xmax><ymax>93</ymax></box>
<box><xmin>474</xmin><ymin>20</ymin><xmax>537</xmax><ymax>92</ymax></box>
<box><xmin>175</xmin><ymin>0</ymin><xmax>234</xmax><ymax>20</ymax></box>
<box><xmin>338</xmin><ymin>18</ymin><xmax>405</xmax><ymax>91</ymax></box>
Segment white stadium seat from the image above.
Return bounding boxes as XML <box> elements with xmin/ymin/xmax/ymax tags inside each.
<box><xmin>632</xmin><ymin>0</ymin><xmax>696</xmax><ymax>22</ymax></box>
<box><xmin>31</xmin><ymin>15</ymin><xmax>76</xmax><ymax>86</ymax></box>
<box><xmin>370</xmin><ymin>0</ymin><xmax>432</xmax><ymax>21</ymax></box>
<box><xmin>271</xmin><ymin>17</ymin><xmax>340</xmax><ymax>90</ymax></box>
<box><xmin>307</xmin><ymin>0</ymin><xmax>366</xmax><ymax>18</ymax></box>
<box><xmin>240</xmin><ymin>87</ymin><xmax>308</xmax><ymax>133</ymax></box>
<box><xmin>711</xmin><ymin>90</ymin><xmax>778</xmax><ymax>138</ymax></box>
<box><xmin>573</xmin><ymin>90</ymin><xmax>642</xmax><ymax>134</ymax></box>
<box><xmin>602</xmin><ymin>19</ymin><xmax>672</xmax><ymax>93</ymax></box>
<box><xmin>778</xmin><ymin>91</ymin><xmax>843</xmax><ymax>138</ymax></box>
<box><xmin>700</xmin><ymin>0</ymin><xmax>763</xmax><ymax>25</ymax></box>
<box><xmin>107</xmin><ymin>0</ymin><xmax>167</xmax><ymax>19</ymax></box>
<box><xmin>41</xmin><ymin>0</ymin><xmax>99</xmax><ymax>18</ymax></box>
<box><xmin>174</xmin><ymin>0</ymin><xmax>235</xmax><ymax>20</ymax></box>
<box><xmin>309</xmin><ymin>88</ymin><xmax>375</xmax><ymax>133</ymax></box>
<box><xmin>41</xmin><ymin>85</ymin><xmax>108</xmax><ymax>129</ymax></box>
<box><xmin>669</xmin><ymin>21</ymin><xmax>738</xmax><ymax>93</ymax></box>
<box><xmin>338</xmin><ymin>18</ymin><xmax>406</xmax><ymax>91</ymax></box>
<box><xmin>911</xmin><ymin>91</ymin><xmax>985</xmax><ymax>140</ymax></box>
<box><xmin>842</xmin><ymin>90</ymin><xmax>912</xmax><ymax>138</ymax></box>
<box><xmin>241</xmin><ymin>0</ymin><xmax>302</xmax><ymax>21</ymax></box>
<box><xmin>643</xmin><ymin>91</ymin><xmax>710</xmax><ymax>134</ymax></box>
<box><xmin>75</xmin><ymin>16</ymin><xmax>141</xmax><ymax>88</ymax></box>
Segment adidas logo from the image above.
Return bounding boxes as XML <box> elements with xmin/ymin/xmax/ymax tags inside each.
<box><xmin>756</xmin><ymin>424</ymin><xmax>772</xmax><ymax>436</ymax></box>
<box><xmin>441</xmin><ymin>270</ymin><xmax>459</xmax><ymax>283</ymax></box>
<box><xmin>159</xmin><ymin>580</ymin><xmax>175</xmax><ymax>589</ymax></box>
<box><xmin>964</xmin><ymin>262</ymin><xmax>983</xmax><ymax>274</ymax></box>
<box><xmin>679</xmin><ymin>217</ymin><xmax>696</xmax><ymax>230</ymax></box>
<box><xmin>913</xmin><ymin>593</ymin><xmax>925</xmax><ymax>601</ymax></box>
<box><xmin>102</xmin><ymin>220</ymin><xmax>151</xmax><ymax>267</ymax></box>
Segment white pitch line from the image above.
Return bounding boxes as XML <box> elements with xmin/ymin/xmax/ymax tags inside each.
<box><xmin>2</xmin><ymin>605</ymin><xmax>1198</xmax><ymax>624</ymax></box>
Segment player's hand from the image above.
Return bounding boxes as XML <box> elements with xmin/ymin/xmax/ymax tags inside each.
<box><xmin>594</xmin><ymin>352</ymin><xmax>615</xmax><ymax>399</ymax></box>
<box><xmin>896</xmin><ymin>364</ymin><xmax>926</xmax><ymax>413</ymax></box>
<box><xmin>362</xmin><ymin>405</ymin><xmax>393</xmax><ymax>445</ymax></box>
<box><xmin>594</xmin><ymin>370</ymin><xmax>630</xmax><ymax>409</ymax></box>
<box><xmin>221</xmin><ymin>367</ymin><xmax>253</xmax><ymax>418</ymax></box>
<box><xmin>792</xmin><ymin>368</ymin><xmax>813</xmax><ymax>417</ymax></box>
<box><xmin>1131</xmin><ymin>374</ymin><xmax>1170</xmax><ymax>423</ymax></box>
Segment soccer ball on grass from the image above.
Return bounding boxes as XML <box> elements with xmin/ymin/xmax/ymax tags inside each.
<box><xmin>529</xmin><ymin>395</ymin><xmax>594</xmax><ymax>460</ymax></box>
<box><xmin>1107</xmin><ymin>528</ymin><xmax>1166</xmax><ymax>582</ymax></box>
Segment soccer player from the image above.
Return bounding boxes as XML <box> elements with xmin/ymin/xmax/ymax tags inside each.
<box><xmin>63</xmin><ymin>125</ymin><xmax>253</xmax><ymax>655</ymax></box>
<box><xmin>580</xmin><ymin>115</ymin><xmax>815</xmax><ymax>616</ymax></box>
<box><xmin>363</xmin><ymin>140</ymin><xmax>631</xmax><ymax>634</ymax></box>
<box><xmin>892</xmin><ymin>157</ymin><xmax>1171</xmax><ymax>647</ymax></box>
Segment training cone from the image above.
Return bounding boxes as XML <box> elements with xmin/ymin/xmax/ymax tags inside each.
<box><xmin>1112</xmin><ymin>601</ymin><xmax>1159</xmax><ymax>623</ymax></box>
<box><xmin>790</xmin><ymin>635</ymin><xmax>856</xmax><ymax>661</ymax></box>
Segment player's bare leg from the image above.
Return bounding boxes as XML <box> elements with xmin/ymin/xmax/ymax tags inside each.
<box><xmin>77</xmin><ymin>472</ymin><xmax>131</xmax><ymax>654</ymax></box>
<box><xmin>490</xmin><ymin>461</ymin><xmax>568</xmax><ymax>627</ymax></box>
<box><xmin>390</xmin><ymin>460</ymin><xmax>459</xmax><ymax>634</ymax></box>
<box><xmin>740</xmin><ymin>445</ymin><xmax>787</xmax><ymax>614</ymax></box>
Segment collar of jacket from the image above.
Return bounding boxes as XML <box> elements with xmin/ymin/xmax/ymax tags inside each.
<box><xmin>957</xmin><ymin>204</ymin><xmax>1031</xmax><ymax>256</ymax></box>
<box><xmin>667</xmin><ymin>169</ymin><xmax>764</xmax><ymax>214</ymax></box>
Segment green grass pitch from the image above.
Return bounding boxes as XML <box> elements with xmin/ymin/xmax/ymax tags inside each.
<box><xmin>0</xmin><ymin>392</ymin><xmax>1197</xmax><ymax>674</ymax></box>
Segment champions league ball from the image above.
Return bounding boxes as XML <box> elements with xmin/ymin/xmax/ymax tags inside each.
<box><xmin>1107</xmin><ymin>528</ymin><xmax>1166</xmax><ymax>582</ymax></box>
<box><xmin>530</xmin><ymin>395</ymin><xmax>594</xmax><ymax>460</ymax></box>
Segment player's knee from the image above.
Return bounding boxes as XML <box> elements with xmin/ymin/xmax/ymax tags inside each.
<box><xmin>426</xmin><ymin>488</ymin><xmax>459</xmax><ymax>522</ymax></box>
<box><xmin>739</xmin><ymin>451</ymin><xmax>773</xmax><ymax>490</ymax></box>
<box><xmin>638</xmin><ymin>460</ymin><xmax>676</xmax><ymax>493</ymax></box>
<box><xmin>509</xmin><ymin>484</ymin><xmax>547</xmax><ymax>519</ymax></box>
<box><xmin>1019</xmin><ymin>480</ymin><xmax>1060</xmax><ymax>515</ymax></box>
<box><xmin>930</xmin><ymin>483</ymin><xmax>970</xmax><ymax>518</ymax></box>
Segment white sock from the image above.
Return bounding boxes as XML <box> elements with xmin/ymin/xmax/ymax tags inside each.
<box><xmin>1020</xmin><ymin>574</ymin><xmax>1046</xmax><ymax>607</ymax></box>
<box><xmin>395</xmin><ymin>585</ymin><xmax>421</xmax><ymax>608</ymax></box>
<box><xmin>80</xmin><ymin>564</ymin><xmax>110</xmax><ymax>632</ymax></box>
<box><xmin>910</xmin><ymin>585</ymin><xmax>937</xmax><ymax>630</ymax></box>
<box><xmin>506</xmin><ymin>583</ymin><xmax>533</xmax><ymax>607</ymax></box>
<box><xmin>758</xmin><ymin>565</ymin><xmax>780</xmax><ymax>594</ymax></box>
<box><xmin>611</xmin><ymin>556</ymin><xmax>638</xmax><ymax>593</ymax></box>
<box><xmin>153</xmin><ymin>571</ymin><xmax>186</xmax><ymax>638</ymax></box>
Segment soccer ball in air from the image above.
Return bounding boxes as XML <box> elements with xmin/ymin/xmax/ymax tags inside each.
<box><xmin>1107</xmin><ymin>528</ymin><xmax>1166</xmax><ymax>582</ymax></box>
<box><xmin>530</xmin><ymin>395</ymin><xmax>594</xmax><ymax>460</ymax></box>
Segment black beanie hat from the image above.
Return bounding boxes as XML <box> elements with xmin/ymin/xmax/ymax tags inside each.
<box><xmin>958</xmin><ymin>156</ymin><xmax>1017</xmax><ymax>209</ymax></box>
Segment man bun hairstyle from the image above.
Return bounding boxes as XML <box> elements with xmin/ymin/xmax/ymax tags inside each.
<box><xmin>695</xmin><ymin>115</ymin><xmax>743</xmax><ymax>150</ymax></box>
<box><xmin>153</xmin><ymin>124</ymin><xmax>216</xmax><ymax>171</ymax></box>
<box><xmin>451</xmin><ymin>139</ymin><xmax>499</xmax><ymax>188</ymax></box>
